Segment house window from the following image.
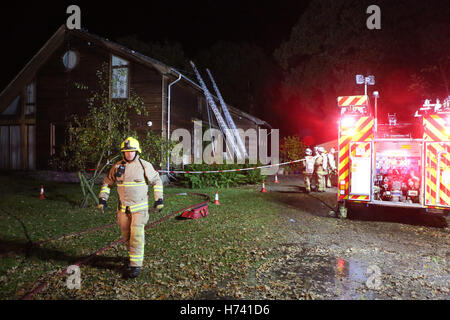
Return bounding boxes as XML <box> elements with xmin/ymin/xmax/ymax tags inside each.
<box><xmin>63</xmin><ymin>50</ymin><xmax>78</xmax><ymax>70</ymax></box>
<box><xmin>111</xmin><ymin>55</ymin><xmax>129</xmax><ymax>99</ymax></box>
<box><xmin>1</xmin><ymin>96</ymin><xmax>20</xmax><ymax>116</ymax></box>
<box><xmin>25</xmin><ymin>81</ymin><xmax>36</xmax><ymax>115</ymax></box>
<box><xmin>50</xmin><ymin>123</ymin><xmax>65</xmax><ymax>156</ymax></box>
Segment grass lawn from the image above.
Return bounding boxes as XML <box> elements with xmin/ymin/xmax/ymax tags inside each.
<box><xmin>0</xmin><ymin>172</ymin><xmax>288</xmax><ymax>300</ymax></box>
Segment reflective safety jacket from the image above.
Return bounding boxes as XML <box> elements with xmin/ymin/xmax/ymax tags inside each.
<box><xmin>327</xmin><ymin>153</ymin><xmax>336</xmax><ymax>171</ymax></box>
<box><xmin>314</xmin><ymin>153</ymin><xmax>328</xmax><ymax>174</ymax></box>
<box><xmin>303</xmin><ymin>155</ymin><xmax>315</xmax><ymax>174</ymax></box>
<box><xmin>99</xmin><ymin>155</ymin><xmax>163</xmax><ymax>213</ymax></box>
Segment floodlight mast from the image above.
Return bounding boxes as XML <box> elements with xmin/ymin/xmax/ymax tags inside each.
<box><xmin>373</xmin><ymin>91</ymin><xmax>379</xmax><ymax>135</ymax></box>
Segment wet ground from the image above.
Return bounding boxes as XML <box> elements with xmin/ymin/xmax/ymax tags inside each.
<box><xmin>232</xmin><ymin>175</ymin><xmax>449</xmax><ymax>300</ymax></box>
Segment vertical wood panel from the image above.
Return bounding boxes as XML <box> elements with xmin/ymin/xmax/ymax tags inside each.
<box><xmin>28</xmin><ymin>125</ymin><xmax>36</xmax><ymax>170</ymax></box>
<box><xmin>0</xmin><ymin>126</ymin><xmax>9</xmax><ymax>169</ymax></box>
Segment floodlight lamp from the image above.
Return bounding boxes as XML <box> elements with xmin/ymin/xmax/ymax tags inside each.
<box><xmin>356</xmin><ymin>75</ymin><xmax>364</xmax><ymax>84</ymax></box>
<box><xmin>366</xmin><ymin>75</ymin><xmax>375</xmax><ymax>85</ymax></box>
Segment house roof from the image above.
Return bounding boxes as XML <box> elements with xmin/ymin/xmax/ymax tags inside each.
<box><xmin>0</xmin><ymin>25</ymin><xmax>271</xmax><ymax>128</ymax></box>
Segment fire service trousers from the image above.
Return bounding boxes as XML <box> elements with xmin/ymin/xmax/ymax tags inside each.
<box><xmin>117</xmin><ymin>209</ymin><xmax>149</xmax><ymax>267</ymax></box>
<box><xmin>326</xmin><ymin>174</ymin><xmax>332</xmax><ymax>188</ymax></box>
<box><xmin>317</xmin><ymin>173</ymin><xmax>326</xmax><ymax>192</ymax></box>
<box><xmin>304</xmin><ymin>173</ymin><xmax>313</xmax><ymax>192</ymax></box>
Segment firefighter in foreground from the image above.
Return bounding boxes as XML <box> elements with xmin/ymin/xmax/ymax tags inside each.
<box><xmin>302</xmin><ymin>148</ymin><xmax>315</xmax><ymax>193</ymax></box>
<box><xmin>314</xmin><ymin>147</ymin><xmax>328</xmax><ymax>192</ymax></box>
<box><xmin>97</xmin><ymin>137</ymin><xmax>164</xmax><ymax>278</ymax></box>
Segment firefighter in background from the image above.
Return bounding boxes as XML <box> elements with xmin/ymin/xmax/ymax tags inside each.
<box><xmin>97</xmin><ymin>137</ymin><xmax>164</xmax><ymax>278</ymax></box>
<box><xmin>303</xmin><ymin>148</ymin><xmax>315</xmax><ymax>193</ymax></box>
<box><xmin>315</xmin><ymin>147</ymin><xmax>328</xmax><ymax>192</ymax></box>
<box><xmin>326</xmin><ymin>148</ymin><xmax>337</xmax><ymax>188</ymax></box>
<box><xmin>311</xmin><ymin>146</ymin><xmax>320</xmax><ymax>190</ymax></box>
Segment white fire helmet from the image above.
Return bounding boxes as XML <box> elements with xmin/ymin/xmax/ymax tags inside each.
<box><xmin>318</xmin><ymin>147</ymin><xmax>325</xmax><ymax>153</ymax></box>
<box><xmin>330</xmin><ymin>148</ymin><xmax>336</xmax><ymax>154</ymax></box>
<box><xmin>305</xmin><ymin>148</ymin><xmax>312</xmax><ymax>156</ymax></box>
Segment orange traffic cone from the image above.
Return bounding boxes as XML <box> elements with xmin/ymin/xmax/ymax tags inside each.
<box><xmin>274</xmin><ymin>174</ymin><xmax>279</xmax><ymax>183</ymax></box>
<box><xmin>39</xmin><ymin>185</ymin><xmax>45</xmax><ymax>200</ymax></box>
<box><xmin>260</xmin><ymin>180</ymin><xmax>268</xmax><ymax>193</ymax></box>
<box><xmin>214</xmin><ymin>190</ymin><xmax>221</xmax><ymax>205</ymax></box>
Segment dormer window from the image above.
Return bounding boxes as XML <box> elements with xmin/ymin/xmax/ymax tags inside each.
<box><xmin>111</xmin><ymin>55</ymin><xmax>129</xmax><ymax>99</ymax></box>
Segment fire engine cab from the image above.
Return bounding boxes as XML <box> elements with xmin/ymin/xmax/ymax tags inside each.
<box><xmin>336</xmin><ymin>91</ymin><xmax>450</xmax><ymax>218</ymax></box>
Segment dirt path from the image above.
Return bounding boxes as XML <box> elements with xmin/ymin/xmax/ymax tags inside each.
<box><xmin>235</xmin><ymin>175</ymin><xmax>450</xmax><ymax>300</ymax></box>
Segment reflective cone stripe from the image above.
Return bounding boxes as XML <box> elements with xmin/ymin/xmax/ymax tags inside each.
<box><xmin>337</xmin><ymin>95</ymin><xmax>368</xmax><ymax>107</ymax></box>
<box><xmin>338</xmin><ymin>116</ymin><xmax>374</xmax><ymax>201</ymax></box>
<box><xmin>214</xmin><ymin>191</ymin><xmax>220</xmax><ymax>205</ymax></box>
<box><xmin>39</xmin><ymin>185</ymin><xmax>45</xmax><ymax>200</ymax></box>
<box><xmin>260</xmin><ymin>180</ymin><xmax>267</xmax><ymax>192</ymax></box>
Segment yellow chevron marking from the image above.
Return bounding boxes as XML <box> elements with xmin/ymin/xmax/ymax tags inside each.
<box><xmin>339</xmin><ymin>170</ymin><xmax>349</xmax><ymax>181</ymax></box>
<box><xmin>339</xmin><ymin>144</ymin><xmax>349</xmax><ymax>159</ymax></box>
<box><xmin>339</xmin><ymin>155</ymin><xmax>349</xmax><ymax>170</ymax></box>
<box><xmin>426</xmin><ymin>121</ymin><xmax>447</xmax><ymax>141</ymax></box>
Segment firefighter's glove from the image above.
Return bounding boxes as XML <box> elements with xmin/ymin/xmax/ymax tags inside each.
<box><xmin>154</xmin><ymin>198</ymin><xmax>164</xmax><ymax>211</ymax></box>
<box><xmin>97</xmin><ymin>198</ymin><xmax>108</xmax><ymax>212</ymax></box>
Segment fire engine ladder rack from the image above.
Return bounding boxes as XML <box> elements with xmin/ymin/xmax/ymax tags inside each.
<box><xmin>190</xmin><ymin>61</ymin><xmax>241</xmax><ymax>160</ymax></box>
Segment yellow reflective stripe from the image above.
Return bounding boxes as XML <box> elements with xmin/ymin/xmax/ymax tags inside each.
<box><xmin>129</xmin><ymin>254</ymin><xmax>143</xmax><ymax>258</ymax></box>
<box><xmin>117</xmin><ymin>182</ymin><xmax>147</xmax><ymax>187</ymax></box>
<box><xmin>130</xmin><ymin>205</ymin><xmax>148</xmax><ymax>213</ymax></box>
<box><xmin>120</xmin><ymin>201</ymin><xmax>149</xmax><ymax>213</ymax></box>
<box><xmin>100</xmin><ymin>187</ymin><xmax>110</xmax><ymax>194</ymax></box>
<box><xmin>130</xmin><ymin>202</ymin><xmax>148</xmax><ymax>208</ymax></box>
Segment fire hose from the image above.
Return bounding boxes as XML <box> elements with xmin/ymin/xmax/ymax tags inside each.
<box><xmin>19</xmin><ymin>192</ymin><xmax>210</xmax><ymax>300</ymax></box>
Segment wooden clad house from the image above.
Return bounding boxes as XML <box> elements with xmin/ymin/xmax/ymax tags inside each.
<box><xmin>0</xmin><ymin>25</ymin><xmax>271</xmax><ymax>170</ymax></box>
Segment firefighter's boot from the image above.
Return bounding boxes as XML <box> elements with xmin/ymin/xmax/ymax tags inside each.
<box><xmin>339</xmin><ymin>205</ymin><xmax>347</xmax><ymax>219</ymax></box>
<box><xmin>128</xmin><ymin>266</ymin><xmax>141</xmax><ymax>278</ymax></box>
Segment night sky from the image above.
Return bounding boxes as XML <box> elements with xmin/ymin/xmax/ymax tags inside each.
<box><xmin>0</xmin><ymin>1</ymin><xmax>309</xmax><ymax>91</ymax></box>
<box><xmin>1</xmin><ymin>1</ymin><xmax>449</xmax><ymax>144</ymax></box>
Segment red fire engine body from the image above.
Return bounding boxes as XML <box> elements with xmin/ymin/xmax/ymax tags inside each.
<box><xmin>336</xmin><ymin>94</ymin><xmax>450</xmax><ymax>218</ymax></box>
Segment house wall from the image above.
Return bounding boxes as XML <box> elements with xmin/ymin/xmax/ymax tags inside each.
<box><xmin>35</xmin><ymin>34</ymin><xmax>163</xmax><ymax>169</ymax></box>
<box><xmin>0</xmin><ymin>28</ymin><xmax>267</xmax><ymax>171</ymax></box>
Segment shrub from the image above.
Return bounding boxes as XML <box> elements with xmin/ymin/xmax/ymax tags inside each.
<box><xmin>177</xmin><ymin>163</ymin><xmax>265</xmax><ymax>189</ymax></box>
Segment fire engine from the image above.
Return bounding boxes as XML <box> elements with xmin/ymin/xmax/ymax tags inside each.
<box><xmin>336</xmin><ymin>86</ymin><xmax>450</xmax><ymax>218</ymax></box>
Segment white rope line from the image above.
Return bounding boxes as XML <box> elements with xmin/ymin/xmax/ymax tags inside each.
<box><xmin>157</xmin><ymin>159</ymin><xmax>305</xmax><ymax>174</ymax></box>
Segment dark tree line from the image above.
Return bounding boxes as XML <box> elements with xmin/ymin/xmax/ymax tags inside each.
<box><xmin>116</xmin><ymin>0</ymin><xmax>449</xmax><ymax>143</ymax></box>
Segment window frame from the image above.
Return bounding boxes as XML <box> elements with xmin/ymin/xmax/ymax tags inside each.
<box><xmin>110</xmin><ymin>54</ymin><xmax>130</xmax><ymax>99</ymax></box>
<box><xmin>62</xmin><ymin>50</ymin><xmax>79</xmax><ymax>71</ymax></box>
